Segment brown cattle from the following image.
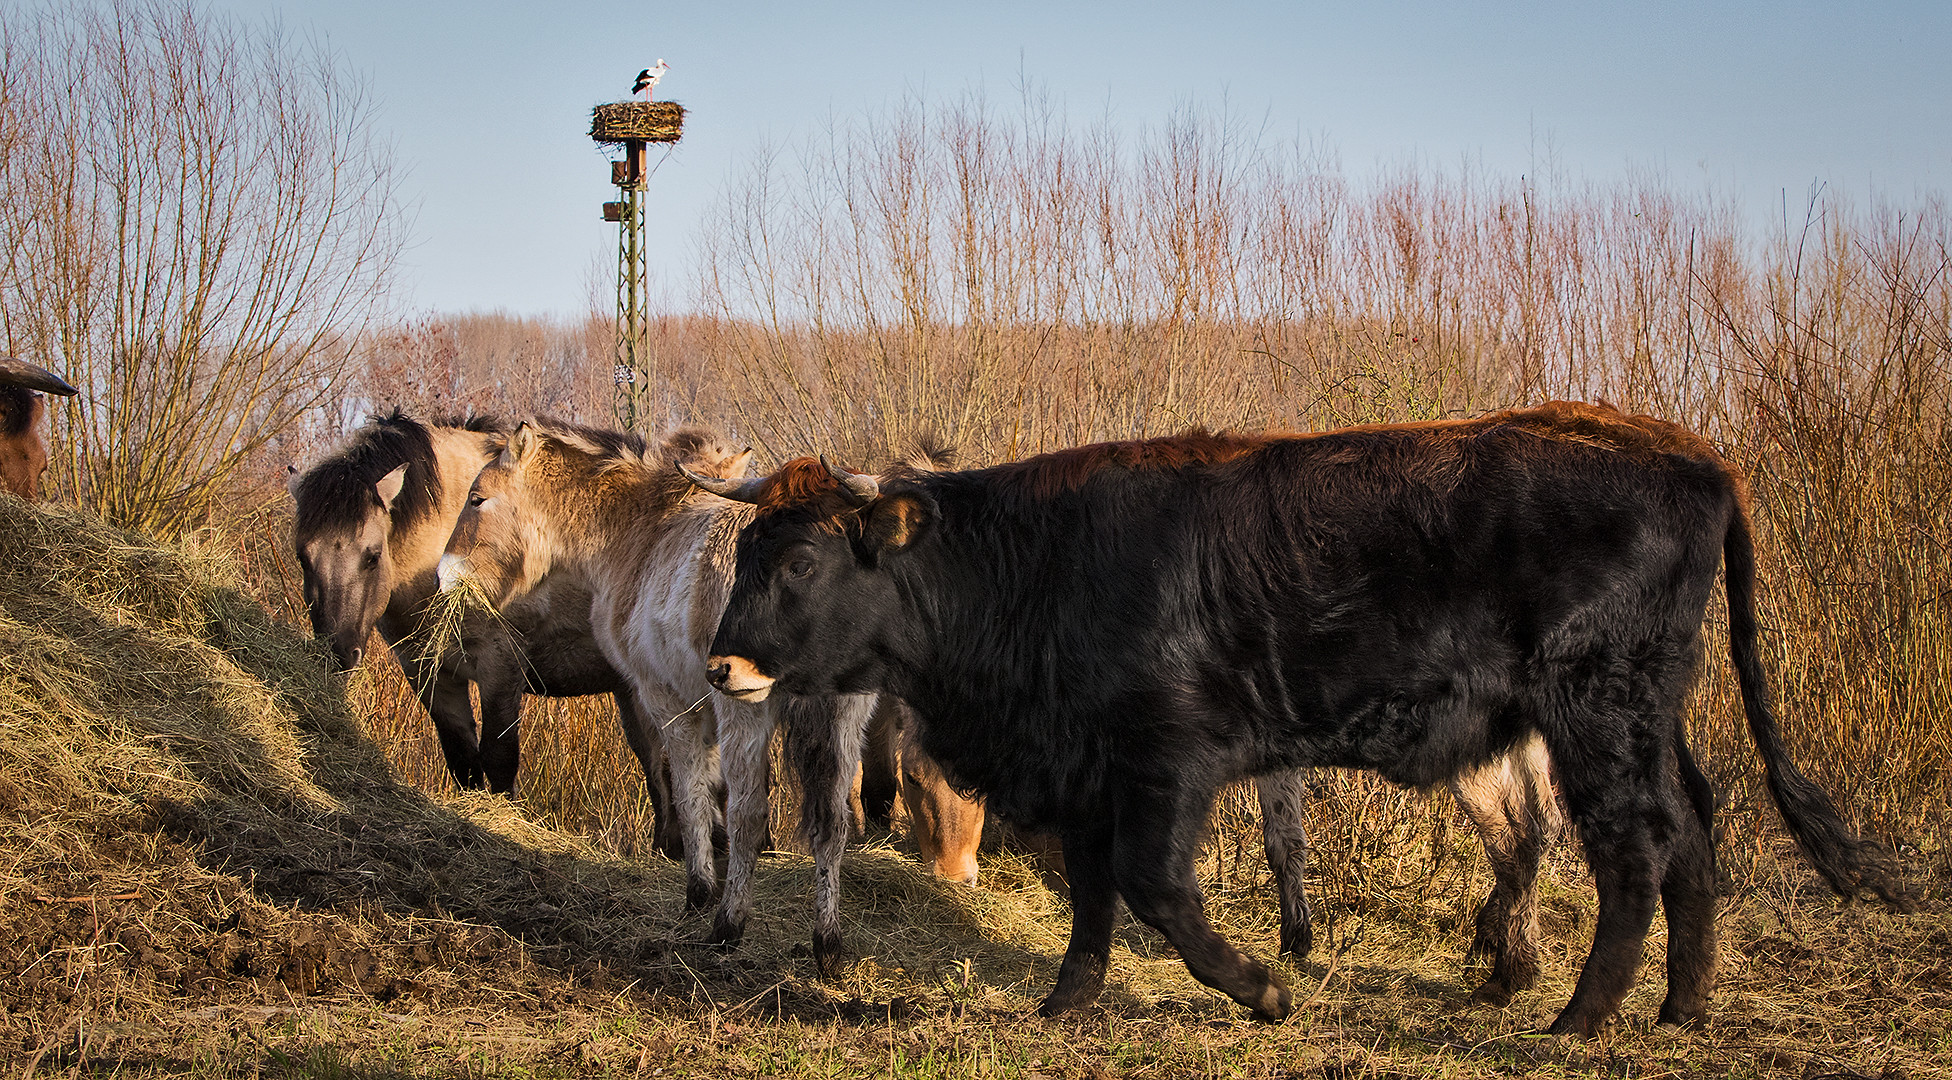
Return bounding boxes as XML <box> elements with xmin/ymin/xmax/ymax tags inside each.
<box><xmin>0</xmin><ymin>358</ymin><xmax>79</xmax><ymax>501</ymax></box>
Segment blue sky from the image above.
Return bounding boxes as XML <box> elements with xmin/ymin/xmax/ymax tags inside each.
<box><xmin>215</xmin><ymin>0</ymin><xmax>1951</xmax><ymax>318</ymax></box>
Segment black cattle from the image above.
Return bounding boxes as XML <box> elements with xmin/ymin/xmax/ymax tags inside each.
<box><xmin>687</xmin><ymin>401</ymin><xmax>1904</xmax><ymax>1036</ymax></box>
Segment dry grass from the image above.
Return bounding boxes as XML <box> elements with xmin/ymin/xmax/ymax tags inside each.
<box><xmin>4</xmin><ymin>492</ymin><xmax>1949</xmax><ymax>1078</ymax></box>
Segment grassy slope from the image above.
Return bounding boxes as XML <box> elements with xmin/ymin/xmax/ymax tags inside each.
<box><xmin>1</xmin><ymin>493</ymin><xmax>1947</xmax><ymax>1079</ymax></box>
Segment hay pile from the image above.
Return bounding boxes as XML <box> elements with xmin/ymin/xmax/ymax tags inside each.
<box><xmin>590</xmin><ymin>101</ymin><xmax>684</xmax><ymax>143</ymax></box>
<box><xmin>0</xmin><ymin>493</ymin><xmax>1248</xmax><ymax>1067</ymax></box>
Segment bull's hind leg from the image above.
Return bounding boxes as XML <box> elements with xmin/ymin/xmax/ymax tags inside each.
<box><xmin>1453</xmin><ymin>734</ymin><xmax>1562</xmax><ymax>1005</ymax></box>
<box><xmin>1255</xmin><ymin>770</ymin><xmax>1314</xmax><ymax>956</ymax></box>
<box><xmin>1543</xmin><ymin>702</ymin><xmax>1707</xmax><ymax>1036</ymax></box>
<box><xmin>1111</xmin><ymin>788</ymin><xmax>1291</xmax><ymax>1023</ymax></box>
<box><xmin>778</xmin><ymin>693</ymin><xmax>876</xmax><ymax>975</ymax></box>
<box><xmin>1037</xmin><ymin>830</ymin><xmax>1118</xmax><ymax>1016</ymax></box>
<box><xmin>1657</xmin><ymin>732</ymin><xmax>1718</xmax><ymax>1029</ymax></box>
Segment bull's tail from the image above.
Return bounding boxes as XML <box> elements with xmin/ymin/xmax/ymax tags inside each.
<box><xmin>1724</xmin><ymin>507</ymin><xmax>1909</xmax><ymax>909</ymax></box>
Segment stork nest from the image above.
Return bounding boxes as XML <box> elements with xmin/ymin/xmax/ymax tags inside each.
<box><xmin>590</xmin><ymin>101</ymin><xmax>684</xmax><ymax>144</ymax></box>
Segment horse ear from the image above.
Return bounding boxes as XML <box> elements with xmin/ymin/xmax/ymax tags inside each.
<box><xmin>729</xmin><ymin>447</ymin><xmax>755</xmax><ymax>478</ymax></box>
<box><xmin>503</xmin><ymin>423</ymin><xmax>536</xmax><ymax>465</ymax></box>
<box><xmin>375</xmin><ymin>464</ymin><xmax>408</xmax><ymax>510</ymax></box>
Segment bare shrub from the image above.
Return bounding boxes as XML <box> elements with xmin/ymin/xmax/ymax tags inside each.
<box><xmin>0</xmin><ymin>0</ymin><xmax>403</xmax><ymax>537</ymax></box>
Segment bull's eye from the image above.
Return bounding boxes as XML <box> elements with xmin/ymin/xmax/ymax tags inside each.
<box><xmin>786</xmin><ymin>558</ymin><xmax>814</xmax><ymax>579</ymax></box>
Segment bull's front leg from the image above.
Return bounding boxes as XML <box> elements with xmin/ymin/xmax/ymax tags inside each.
<box><xmin>1255</xmin><ymin>769</ymin><xmax>1314</xmax><ymax>956</ymax></box>
<box><xmin>1037</xmin><ymin>830</ymin><xmax>1117</xmax><ymax>1016</ymax></box>
<box><xmin>1112</xmin><ymin>785</ymin><xmax>1291</xmax><ymax>1023</ymax></box>
<box><xmin>777</xmin><ymin>693</ymin><xmax>875</xmax><ymax>976</ymax></box>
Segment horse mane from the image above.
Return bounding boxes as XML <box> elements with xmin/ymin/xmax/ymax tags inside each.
<box><xmin>293</xmin><ymin>408</ymin><xmax>492</xmax><ymax>537</ymax></box>
<box><xmin>526</xmin><ymin>419</ymin><xmax>746</xmax><ymax>521</ymax></box>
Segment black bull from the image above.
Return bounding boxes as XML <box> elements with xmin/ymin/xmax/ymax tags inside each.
<box><xmin>692</xmin><ymin>402</ymin><xmax>1905</xmax><ymax>1035</ymax></box>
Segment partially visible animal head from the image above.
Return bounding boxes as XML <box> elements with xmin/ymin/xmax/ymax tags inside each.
<box><xmin>290</xmin><ymin>410</ymin><xmax>499</xmax><ymax>671</ymax></box>
<box><xmin>0</xmin><ymin>358</ymin><xmax>79</xmax><ymax>502</ymax></box>
<box><xmin>896</xmin><ymin>703</ymin><xmax>984</xmax><ymax>886</ymax></box>
<box><xmin>439</xmin><ymin>421</ymin><xmax>753</xmax><ymax>608</ymax></box>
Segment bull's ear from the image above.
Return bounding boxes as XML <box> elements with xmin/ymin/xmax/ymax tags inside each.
<box><xmin>286</xmin><ymin>462</ymin><xmax>302</xmax><ymax>497</ymax></box>
<box><xmin>860</xmin><ymin>492</ymin><xmax>935</xmax><ymax>562</ymax></box>
<box><xmin>375</xmin><ymin>464</ymin><xmax>408</xmax><ymax>510</ymax></box>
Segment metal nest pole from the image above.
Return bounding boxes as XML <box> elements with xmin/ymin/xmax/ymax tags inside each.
<box><xmin>591</xmin><ymin>101</ymin><xmax>684</xmax><ymax>431</ymax></box>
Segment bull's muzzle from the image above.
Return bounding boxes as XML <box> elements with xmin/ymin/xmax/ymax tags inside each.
<box><xmin>706</xmin><ymin>655</ymin><xmax>776</xmax><ymax>702</ymax></box>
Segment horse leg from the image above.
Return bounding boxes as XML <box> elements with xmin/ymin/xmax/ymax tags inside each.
<box><xmin>1255</xmin><ymin>769</ymin><xmax>1314</xmax><ymax>956</ymax></box>
<box><xmin>656</xmin><ymin>698</ymin><xmax>722</xmax><ymax>913</ymax></box>
<box><xmin>776</xmin><ymin>693</ymin><xmax>875</xmax><ymax>975</ymax></box>
<box><xmin>1036</xmin><ymin>828</ymin><xmax>1118</xmax><ymax>1017</ymax></box>
<box><xmin>1452</xmin><ymin>733</ymin><xmax>1562</xmax><ymax>1005</ymax></box>
<box><xmin>403</xmin><ymin>652</ymin><xmax>482</xmax><ymax>790</ymax></box>
<box><xmin>614</xmin><ymin>686</ymin><xmax>683</xmax><ymax>859</ymax></box>
<box><xmin>1112</xmin><ymin>785</ymin><xmax>1290</xmax><ymax>1022</ymax></box>
<box><xmin>474</xmin><ymin>661</ymin><xmax>525</xmax><ymax>795</ymax></box>
<box><xmin>707</xmin><ymin>697</ymin><xmax>783</xmax><ymax>949</ymax></box>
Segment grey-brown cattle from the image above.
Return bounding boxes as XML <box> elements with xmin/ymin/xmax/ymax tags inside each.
<box><xmin>0</xmin><ymin>357</ymin><xmax>79</xmax><ymax>501</ymax></box>
<box><xmin>693</xmin><ymin>401</ymin><xmax>1904</xmax><ymax>1035</ymax></box>
<box><xmin>437</xmin><ymin>421</ymin><xmax>874</xmax><ymax>960</ymax></box>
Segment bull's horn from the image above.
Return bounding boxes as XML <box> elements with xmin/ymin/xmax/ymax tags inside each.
<box><xmin>679</xmin><ymin>461</ymin><xmax>767</xmax><ymax>503</ymax></box>
<box><xmin>0</xmin><ymin>357</ymin><xmax>79</xmax><ymax>396</ymax></box>
<box><xmin>821</xmin><ymin>458</ymin><xmax>880</xmax><ymax>506</ymax></box>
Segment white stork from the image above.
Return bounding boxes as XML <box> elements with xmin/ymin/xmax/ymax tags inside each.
<box><xmin>632</xmin><ymin>60</ymin><xmax>669</xmax><ymax>101</ymax></box>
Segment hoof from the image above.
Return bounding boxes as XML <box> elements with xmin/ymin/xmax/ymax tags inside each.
<box><xmin>1469</xmin><ymin>980</ymin><xmax>1514</xmax><ymax>1008</ymax></box>
<box><xmin>1249</xmin><ymin>981</ymin><xmax>1292</xmax><ymax>1024</ymax></box>
<box><xmin>1656</xmin><ymin>1002</ymin><xmax>1707</xmax><ymax>1031</ymax></box>
<box><xmin>1278</xmin><ymin>921</ymin><xmax>1313</xmax><ymax>957</ymax></box>
<box><xmin>813</xmin><ymin>930</ymin><xmax>849</xmax><ymax>980</ymax></box>
<box><xmin>1543</xmin><ymin>1011</ymin><xmax>1609</xmax><ymax>1038</ymax></box>
<box><xmin>706</xmin><ymin>912</ymin><xmax>745</xmax><ymax>948</ymax></box>
<box><xmin>684</xmin><ymin>879</ymin><xmax>716</xmax><ymax>913</ymax></box>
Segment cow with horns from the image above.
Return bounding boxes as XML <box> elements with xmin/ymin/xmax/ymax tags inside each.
<box><xmin>686</xmin><ymin>401</ymin><xmax>1906</xmax><ymax>1035</ymax></box>
<box><xmin>0</xmin><ymin>358</ymin><xmax>79</xmax><ymax>502</ymax></box>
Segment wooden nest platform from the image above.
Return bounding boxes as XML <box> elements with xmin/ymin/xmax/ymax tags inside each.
<box><xmin>591</xmin><ymin>101</ymin><xmax>684</xmax><ymax>144</ymax></box>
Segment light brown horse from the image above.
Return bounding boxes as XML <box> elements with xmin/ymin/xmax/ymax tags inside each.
<box><xmin>0</xmin><ymin>357</ymin><xmax>79</xmax><ymax>501</ymax></box>
<box><xmin>291</xmin><ymin>411</ymin><xmax>680</xmax><ymax>854</ymax></box>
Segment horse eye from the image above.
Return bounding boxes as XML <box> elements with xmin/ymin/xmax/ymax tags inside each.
<box><xmin>467</xmin><ymin>493</ymin><xmax>486</xmax><ymax>508</ymax></box>
<box><xmin>362</xmin><ymin>549</ymin><xmax>382</xmax><ymax>570</ymax></box>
